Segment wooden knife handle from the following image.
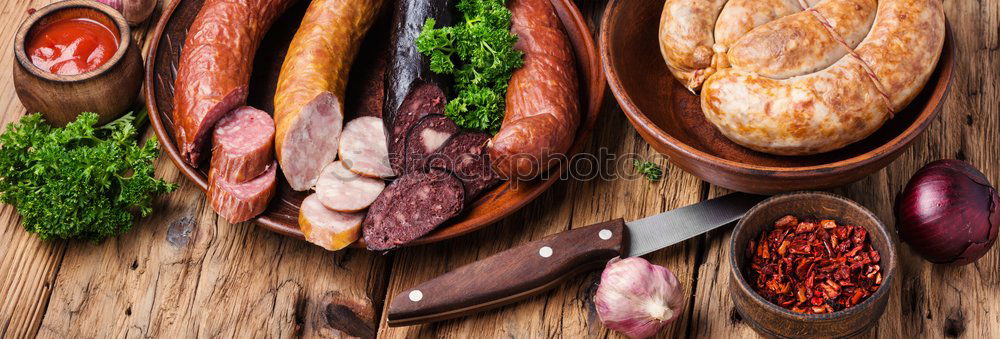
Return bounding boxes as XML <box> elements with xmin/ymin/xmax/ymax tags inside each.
<box><xmin>386</xmin><ymin>219</ymin><xmax>627</xmax><ymax>326</ymax></box>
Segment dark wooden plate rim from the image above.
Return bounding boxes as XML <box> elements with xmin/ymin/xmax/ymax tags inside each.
<box><xmin>144</xmin><ymin>0</ymin><xmax>606</xmax><ymax>247</ymax></box>
<box><xmin>727</xmin><ymin>192</ymin><xmax>898</xmax><ymax>320</ymax></box>
<box><xmin>599</xmin><ymin>0</ymin><xmax>955</xmax><ymax>177</ymax></box>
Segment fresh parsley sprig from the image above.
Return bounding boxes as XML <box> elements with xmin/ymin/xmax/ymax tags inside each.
<box><xmin>416</xmin><ymin>0</ymin><xmax>524</xmax><ymax>133</ymax></box>
<box><xmin>634</xmin><ymin>160</ymin><xmax>663</xmax><ymax>182</ymax></box>
<box><xmin>0</xmin><ymin>111</ymin><xmax>176</xmax><ymax>241</ymax></box>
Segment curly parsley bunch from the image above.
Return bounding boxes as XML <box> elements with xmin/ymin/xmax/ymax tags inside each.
<box><xmin>0</xmin><ymin>111</ymin><xmax>176</xmax><ymax>241</ymax></box>
<box><xmin>416</xmin><ymin>0</ymin><xmax>524</xmax><ymax>133</ymax></box>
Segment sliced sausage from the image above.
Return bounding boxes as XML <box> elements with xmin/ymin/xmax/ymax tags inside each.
<box><xmin>488</xmin><ymin>0</ymin><xmax>579</xmax><ymax>180</ymax></box>
<box><xmin>274</xmin><ymin>0</ymin><xmax>386</xmax><ymax>191</ymax></box>
<box><xmin>172</xmin><ymin>0</ymin><xmax>296</xmax><ymax>166</ymax></box>
<box><xmin>384</xmin><ymin>0</ymin><xmax>453</xmax><ymax>173</ymax></box>
<box><xmin>363</xmin><ymin>169</ymin><xmax>464</xmax><ymax>250</ymax></box>
<box><xmin>427</xmin><ymin>132</ymin><xmax>500</xmax><ymax>201</ymax></box>
<box><xmin>316</xmin><ymin>161</ymin><xmax>385</xmax><ymax>213</ymax></box>
<box><xmin>211</xmin><ymin>106</ymin><xmax>274</xmax><ymax>183</ymax></box>
<box><xmin>208</xmin><ymin>161</ymin><xmax>278</xmax><ymax>224</ymax></box>
<box><xmin>387</xmin><ymin>82</ymin><xmax>447</xmax><ymax>173</ymax></box>
<box><xmin>299</xmin><ymin>194</ymin><xmax>365</xmax><ymax>251</ymax></box>
<box><xmin>403</xmin><ymin>115</ymin><xmax>457</xmax><ymax>173</ymax></box>
<box><xmin>340</xmin><ymin>117</ymin><xmax>394</xmax><ymax>178</ymax></box>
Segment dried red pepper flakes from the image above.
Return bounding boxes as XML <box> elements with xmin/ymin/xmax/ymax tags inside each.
<box><xmin>745</xmin><ymin>215</ymin><xmax>883</xmax><ymax>314</ymax></box>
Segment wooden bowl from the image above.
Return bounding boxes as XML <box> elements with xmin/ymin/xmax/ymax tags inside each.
<box><xmin>145</xmin><ymin>0</ymin><xmax>605</xmax><ymax>247</ymax></box>
<box><xmin>600</xmin><ymin>0</ymin><xmax>955</xmax><ymax>194</ymax></box>
<box><xmin>13</xmin><ymin>0</ymin><xmax>143</xmax><ymax>127</ymax></box>
<box><xmin>728</xmin><ymin>192</ymin><xmax>898</xmax><ymax>338</ymax></box>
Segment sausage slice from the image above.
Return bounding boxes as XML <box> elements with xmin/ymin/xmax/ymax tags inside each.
<box><xmin>427</xmin><ymin>132</ymin><xmax>500</xmax><ymax>201</ymax></box>
<box><xmin>340</xmin><ymin>117</ymin><xmax>394</xmax><ymax>178</ymax></box>
<box><xmin>208</xmin><ymin>161</ymin><xmax>277</xmax><ymax>224</ymax></box>
<box><xmin>403</xmin><ymin>114</ymin><xmax>457</xmax><ymax>173</ymax></box>
<box><xmin>211</xmin><ymin>106</ymin><xmax>274</xmax><ymax>183</ymax></box>
<box><xmin>363</xmin><ymin>169</ymin><xmax>464</xmax><ymax>250</ymax></box>
<box><xmin>299</xmin><ymin>194</ymin><xmax>365</xmax><ymax>251</ymax></box>
<box><xmin>316</xmin><ymin>161</ymin><xmax>385</xmax><ymax>213</ymax></box>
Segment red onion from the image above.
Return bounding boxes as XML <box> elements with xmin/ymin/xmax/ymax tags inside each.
<box><xmin>896</xmin><ymin>159</ymin><xmax>999</xmax><ymax>265</ymax></box>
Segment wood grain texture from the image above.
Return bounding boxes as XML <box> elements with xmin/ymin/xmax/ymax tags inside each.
<box><xmin>0</xmin><ymin>0</ymin><xmax>998</xmax><ymax>338</ymax></box>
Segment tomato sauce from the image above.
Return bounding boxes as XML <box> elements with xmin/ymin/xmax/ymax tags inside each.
<box><xmin>26</xmin><ymin>17</ymin><xmax>119</xmax><ymax>76</ymax></box>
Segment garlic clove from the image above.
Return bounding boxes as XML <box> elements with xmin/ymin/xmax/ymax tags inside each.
<box><xmin>594</xmin><ymin>257</ymin><xmax>684</xmax><ymax>339</ymax></box>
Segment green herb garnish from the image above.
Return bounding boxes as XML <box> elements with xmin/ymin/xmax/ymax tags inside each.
<box><xmin>0</xmin><ymin>111</ymin><xmax>176</xmax><ymax>241</ymax></box>
<box><xmin>416</xmin><ymin>0</ymin><xmax>524</xmax><ymax>133</ymax></box>
<box><xmin>634</xmin><ymin>160</ymin><xmax>663</xmax><ymax>182</ymax></box>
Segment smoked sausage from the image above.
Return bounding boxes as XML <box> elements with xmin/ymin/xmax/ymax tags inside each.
<box><xmin>172</xmin><ymin>0</ymin><xmax>296</xmax><ymax>166</ymax></box>
<box><xmin>273</xmin><ymin>0</ymin><xmax>385</xmax><ymax>191</ymax></box>
<box><xmin>488</xmin><ymin>0</ymin><xmax>579</xmax><ymax>180</ymax></box>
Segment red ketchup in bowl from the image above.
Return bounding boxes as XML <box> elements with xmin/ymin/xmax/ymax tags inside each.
<box><xmin>26</xmin><ymin>17</ymin><xmax>119</xmax><ymax>76</ymax></box>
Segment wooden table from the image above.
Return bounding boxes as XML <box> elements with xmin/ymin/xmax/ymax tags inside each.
<box><xmin>2</xmin><ymin>0</ymin><xmax>997</xmax><ymax>337</ymax></box>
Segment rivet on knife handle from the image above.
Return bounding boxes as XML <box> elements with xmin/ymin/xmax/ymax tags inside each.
<box><xmin>386</xmin><ymin>218</ymin><xmax>628</xmax><ymax>326</ymax></box>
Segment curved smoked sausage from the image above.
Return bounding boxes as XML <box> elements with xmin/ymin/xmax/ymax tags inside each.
<box><xmin>172</xmin><ymin>0</ymin><xmax>296</xmax><ymax>166</ymax></box>
<box><xmin>488</xmin><ymin>0</ymin><xmax>579</xmax><ymax>180</ymax></box>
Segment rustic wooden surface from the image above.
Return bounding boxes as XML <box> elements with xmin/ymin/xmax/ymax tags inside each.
<box><xmin>1</xmin><ymin>0</ymin><xmax>997</xmax><ymax>338</ymax></box>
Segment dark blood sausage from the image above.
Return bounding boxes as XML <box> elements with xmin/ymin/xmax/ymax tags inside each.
<box><xmin>172</xmin><ymin>0</ymin><xmax>296</xmax><ymax>166</ymax></box>
<box><xmin>363</xmin><ymin>169</ymin><xmax>464</xmax><ymax>250</ymax></box>
<box><xmin>384</xmin><ymin>0</ymin><xmax>453</xmax><ymax>172</ymax></box>
<box><xmin>489</xmin><ymin>0</ymin><xmax>579</xmax><ymax>180</ymax></box>
<box><xmin>427</xmin><ymin>132</ymin><xmax>500</xmax><ymax>201</ymax></box>
<box><xmin>208</xmin><ymin>162</ymin><xmax>278</xmax><ymax>224</ymax></box>
<box><xmin>403</xmin><ymin>114</ymin><xmax>457</xmax><ymax>173</ymax></box>
<box><xmin>387</xmin><ymin>83</ymin><xmax>447</xmax><ymax>173</ymax></box>
<box><xmin>211</xmin><ymin>106</ymin><xmax>274</xmax><ymax>183</ymax></box>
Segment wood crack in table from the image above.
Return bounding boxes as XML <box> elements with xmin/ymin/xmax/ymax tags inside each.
<box><xmin>1</xmin><ymin>0</ymin><xmax>997</xmax><ymax>338</ymax></box>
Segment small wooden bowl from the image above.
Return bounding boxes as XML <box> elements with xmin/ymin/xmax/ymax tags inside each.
<box><xmin>728</xmin><ymin>192</ymin><xmax>898</xmax><ymax>338</ymax></box>
<box><xmin>13</xmin><ymin>0</ymin><xmax>143</xmax><ymax>126</ymax></box>
<box><xmin>600</xmin><ymin>0</ymin><xmax>955</xmax><ymax>194</ymax></box>
<box><xmin>145</xmin><ymin>0</ymin><xmax>604</xmax><ymax>247</ymax></box>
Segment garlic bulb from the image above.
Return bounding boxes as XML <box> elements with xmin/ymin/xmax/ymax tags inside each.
<box><xmin>594</xmin><ymin>257</ymin><xmax>684</xmax><ymax>339</ymax></box>
<box><xmin>95</xmin><ymin>0</ymin><xmax>156</xmax><ymax>26</ymax></box>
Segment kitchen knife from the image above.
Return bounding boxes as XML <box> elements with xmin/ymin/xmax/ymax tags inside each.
<box><xmin>386</xmin><ymin>192</ymin><xmax>767</xmax><ymax>326</ymax></box>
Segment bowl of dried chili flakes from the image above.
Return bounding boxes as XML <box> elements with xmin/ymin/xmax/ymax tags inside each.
<box><xmin>728</xmin><ymin>191</ymin><xmax>898</xmax><ymax>338</ymax></box>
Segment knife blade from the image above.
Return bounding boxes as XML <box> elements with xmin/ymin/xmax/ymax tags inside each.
<box><xmin>386</xmin><ymin>192</ymin><xmax>766</xmax><ymax>327</ymax></box>
<box><xmin>626</xmin><ymin>192</ymin><xmax>766</xmax><ymax>257</ymax></box>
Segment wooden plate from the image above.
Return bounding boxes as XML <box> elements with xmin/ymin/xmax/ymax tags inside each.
<box><xmin>145</xmin><ymin>0</ymin><xmax>605</xmax><ymax>247</ymax></box>
<box><xmin>600</xmin><ymin>0</ymin><xmax>955</xmax><ymax>194</ymax></box>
